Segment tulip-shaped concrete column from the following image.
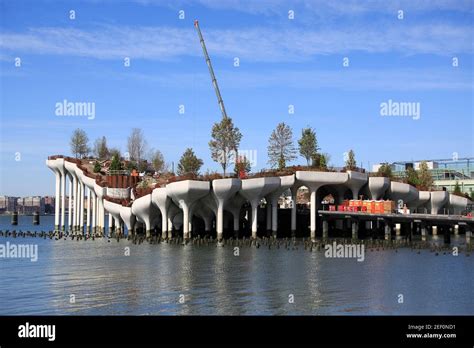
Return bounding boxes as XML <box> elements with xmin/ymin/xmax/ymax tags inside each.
<box><xmin>408</xmin><ymin>191</ymin><xmax>430</xmax><ymax>213</ymax></box>
<box><xmin>167</xmin><ymin>203</ymin><xmax>181</xmax><ymax>239</ymax></box>
<box><xmin>449</xmin><ymin>194</ymin><xmax>469</xmax><ymax>215</ymax></box>
<box><xmin>119</xmin><ymin>205</ymin><xmax>136</xmax><ymax>237</ymax></box>
<box><xmin>46</xmin><ymin>162</ymin><xmax>60</xmax><ymax>231</ymax></box>
<box><xmin>225</xmin><ymin>193</ymin><xmax>247</xmax><ymax>238</ymax></box>
<box><xmin>94</xmin><ymin>182</ymin><xmax>106</xmax><ymax>236</ymax></box>
<box><xmin>240</xmin><ymin>177</ymin><xmax>280</xmax><ymax>239</ymax></box>
<box><xmin>368</xmin><ymin>177</ymin><xmax>390</xmax><ymax>200</ymax></box>
<box><xmin>296</xmin><ymin>171</ymin><xmax>348</xmax><ymax>242</ymax></box>
<box><xmin>266</xmin><ymin>175</ymin><xmax>295</xmax><ymax>238</ymax></box>
<box><xmin>430</xmin><ymin>191</ymin><xmax>449</xmax><ymax>215</ymax></box>
<box><xmin>389</xmin><ymin>182</ymin><xmax>419</xmax><ymax>208</ymax></box>
<box><xmin>67</xmin><ymin>173</ymin><xmax>73</xmax><ymax>232</ymax></box>
<box><xmin>104</xmin><ymin>199</ymin><xmax>123</xmax><ymax>237</ymax></box>
<box><xmin>347</xmin><ymin>171</ymin><xmax>368</xmax><ymax>199</ymax></box>
<box><xmin>58</xmin><ymin>160</ymin><xmax>66</xmax><ymax>232</ymax></box>
<box><xmin>289</xmin><ymin>186</ymin><xmax>298</xmax><ymax>236</ymax></box>
<box><xmin>212</xmin><ymin>178</ymin><xmax>241</xmax><ymax>242</ymax></box>
<box><xmin>167</xmin><ymin>180</ymin><xmax>210</xmax><ymax>241</ymax></box>
<box><xmin>131</xmin><ymin>193</ymin><xmax>160</xmax><ymax>238</ymax></box>
<box><xmin>152</xmin><ymin>188</ymin><xmax>172</xmax><ymax>240</ymax></box>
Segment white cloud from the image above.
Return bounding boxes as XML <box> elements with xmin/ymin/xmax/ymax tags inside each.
<box><xmin>0</xmin><ymin>22</ymin><xmax>472</xmax><ymax>62</ymax></box>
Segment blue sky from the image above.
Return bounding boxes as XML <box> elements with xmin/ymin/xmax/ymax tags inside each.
<box><xmin>0</xmin><ymin>0</ymin><xmax>473</xmax><ymax>196</ymax></box>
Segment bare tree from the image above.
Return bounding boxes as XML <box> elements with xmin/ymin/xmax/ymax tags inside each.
<box><xmin>148</xmin><ymin>148</ymin><xmax>165</xmax><ymax>173</ymax></box>
<box><xmin>70</xmin><ymin>128</ymin><xmax>90</xmax><ymax>159</ymax></box>
<box><xmin>93</xmin><ymin>136</ymin><xmax>109</xmax><ymax>160</ymax></box>
<box><xmin>127</xmin><ymin>128</ymin><xmax>147</xmax><ymax>162</ymax></box>
<box><xmin>267</xmin><ymin>122</ymin><xmax>297</xmax><ymax>170</ymax></box>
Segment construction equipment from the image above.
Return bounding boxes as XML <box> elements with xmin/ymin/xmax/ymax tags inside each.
<box><xmin>194</xmin><ymin>20</ymin><xmax>228</xmax><ymax>120</ymax></box>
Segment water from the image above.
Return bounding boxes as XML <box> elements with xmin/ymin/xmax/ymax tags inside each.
<box><xmin>0</xmin><ymin>215</ymin><xmax>473</xmax><ymax>315</ymax></box>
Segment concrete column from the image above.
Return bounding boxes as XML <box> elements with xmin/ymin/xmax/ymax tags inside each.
<box><xmin>68</xmin><ymin>176</ymin><xmax>72</xmax><ymax>232</ymax></box>
<box><xmin>384</xmin><ymin>222</ymin><xmax>391</xmax><ymax>241</ymax></box>
<box><xmin>161</xmin><ymin>211</ymin><xmax>168</xmax><ymax>240</ymax></box>
<box><xmin>108</xmin><ymin>213</ymin><xmax>113</xmax><ymax>237</ymax></box>
<box><xmin>86</xmin><ymin>187</ymin><xmax>91</xmax><ymax>234</ymax></box>
<box><xmin>290</xmin><ymin>188</ymin><xmax>297</xmax><ymax>236</ymax></box>
<box><xmin>466</xmin><ymin>229</ymin><xmax>471</xmax><ymax>245</ymax></box>
<box><xmin>233</xmin><ymin>215</ymin><xmax>239</xmax><ymax>238</ymax></box>
<box><xmin>79</xmin><ymin>182</ymin><xmax>84</xmax><ymax>235</ymax></box>
<box><xmin>182</xmin><ymin>202</ymin><xmax>190</xmax><ymax>240</ymax></box>
<box><xmin>72</xmin><ymin>175</ymin><xmax>77</xmax><ymax>232</ymax></box>
<box><xmin>310</xmin><ymin>189</ymin><xmax>317</xmax><ymax>242</ymax></box>
<box><xmin>60</xmin><ymin>172</ymin><xmax>66</xmax><ymax>231</ymax></box>
<box><xmin>54</xmin><ymin>172</ymin><xmax>60</xmax><ymax>231</ymax></box>
<box><xmin>271</xmin><ymin>198</ymin><xmax>278</xmax><ymax>238</ymax></box>
<box><xmin>432</xmin><ymin>226</ymin><xmax>438</xmax><ymax>236</ymax></box>
<box><xmin>98</xmin><ymin>197</ymin><xmax>104</xmax><ymax>236</ymax></box>
<box><xmin>454</xmin><ymin>224</ymin><xmax>459</xmax><ymax>235</ymax></box>
<box><xmin>92</xmin><ymin>192</ymin><xmax>96</xmax><ymax>234</ymax></box>
<box><xmin>395</xmin><ymin>223</ymin><xmax>401</xmax><ymax>236</ymax></box>
<box><xmin>216</xmin><ymin>204</ymin><xmax>224</xmax><ymax>241</ymax></box>
<box><xmin>322</xmin><ymin>219</ymin><xmax>329</xmax><ymax>240</ymax></box>
<box><xmin>352</xmin><ymin>220</ymin><xmax>359</xmax><ymax>240</ymax></box>
<box><xmin>420</xmin><ymin>222</ymin><xmax>427</xmax><ymax>241</ymax></box>
<box><xmin>266</xmin><ymin>202</ymin><xmax>272</xmax><ymax>232</ymax></box>
<box><xmin>251</xmin><ymin>202</ymin><xmax>258</xmax><ymax>239</ymax></box>
<box><xmin>167</xmin><ymin>217</ymin><xmax>173</xmax><ymax>240</ymax></box>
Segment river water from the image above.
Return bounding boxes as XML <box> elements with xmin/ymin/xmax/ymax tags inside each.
<box><xmin>0</xmin><ymin>215</ymin><xmax>472</xmax><ymax>315</ymax></box>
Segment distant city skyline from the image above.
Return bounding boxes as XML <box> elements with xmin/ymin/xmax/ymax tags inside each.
<box><xmin>1</xmin><ymin>0</ymin><xmax>473</xmax><ymax>196</ymax></box>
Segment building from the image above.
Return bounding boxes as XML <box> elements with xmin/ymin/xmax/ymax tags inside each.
<box><xmin>0</xmin><ymin>196</ymin><xmax>18</xmax><ymax>214</ymax></box>
<box><xmin>372</xmin><ymin>157</ymin><xmax>474</xmax><ymax>197</ymax></box>
<box><xmin>17</xmin><ymin>196</ymin><xmax>45</xmax><ymax>215</ymax></box>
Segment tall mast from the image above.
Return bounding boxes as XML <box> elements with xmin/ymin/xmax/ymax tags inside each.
<box><xmin>194</xmin><ymin>20</ymin><xmax>228</xmax><ymax>119</ymax></box>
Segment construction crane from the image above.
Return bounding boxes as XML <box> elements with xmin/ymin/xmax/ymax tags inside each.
<box><xmin>194</xmin><ymin>20</ymin><xmax>228</xmax><ymax>119</ymax></box>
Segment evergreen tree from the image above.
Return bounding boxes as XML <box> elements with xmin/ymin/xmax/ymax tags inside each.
<box><xmin>209</xmin><ymin>116</ymin><xmax>242</xmax><ymax>176</ymax></box>
<box><xmin>298</xmin><ymin>127</ymin><xmax>318</xmax><ymax>166</ymax></box>
<box><xmin>177</xmin><ymin>148</ymin><xmax>203</xmax><ymax>176</ymax></box>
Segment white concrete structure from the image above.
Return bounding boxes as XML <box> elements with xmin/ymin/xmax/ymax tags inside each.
<box><xmin>240</xmin><ymin>177</ymin><xmax>280</xmax><ymax>239</ymax></box>
<box><xmin>47</xmin><ymin>157</ymin><xmax>472</xmax><ymax>242</ymax></box>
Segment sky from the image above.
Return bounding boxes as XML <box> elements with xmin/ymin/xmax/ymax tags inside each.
<box><xmin>0</xmin><ymin>0</ymin><xmax>473</xmax><ymax>196</ymax></box>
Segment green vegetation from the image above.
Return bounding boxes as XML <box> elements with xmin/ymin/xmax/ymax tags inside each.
<box><xmin>109</xmin><ymin>154</ymin><xmax>122</xmax><ymax>171</ymax></box>
<box><xmin>418</xmin><ymin>161</ymin><xmax>433</xmax><ymax>190</ymax></box>
<box><xmin>345</xmin><ymin>149</ymin><xmax>356</xmax><ymax>170</ymax></box>
<box><xmin>298</xmin><ymin>127</ymin><xmax>319</xmax><ymax>166</ymax></box>
<box><xmin>93</xmin><ymin>136</ymin><xmax>109</xmax><ymax>160</ymax></box>
<box><xmin>453</xmin><ymin>180</ymin><xmax>462</xmax><ymax>195</ymax></box>
<box><xmin>177</xmin><ymin>148</ymin><xmax>203</xmax><ymax>176</ymax></box>
<box><xmin>209</xmin><ymin>116</ymin><xmax>242</xmax><ymax>176</ymax></box>
<box><xmin>93</xmin><ymin>161</ymin><xmax>101</xmax><ymax>173</ymax></box>
<box><xmin>377</xmin><ymin>163</ymin><xmax>393</xmax><ymax>179</ymax></box>
<box><xmin>268</xmin><ymin>122</ymin><xmax>297</xmax><ymax>170</ymax></box>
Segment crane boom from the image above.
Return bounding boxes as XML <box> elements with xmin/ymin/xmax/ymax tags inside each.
<box><xmin>194</xmin><ymin>20</ymin><xmax>228</xmax><ymax>119</ymax></box>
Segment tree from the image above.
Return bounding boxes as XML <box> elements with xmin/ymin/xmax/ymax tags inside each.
<box><xmin>453</xmin><ymin>181</ymin><xmax>462</xmax><ymax>195</ymax></box>
<box><xmin>127</xmin><ymin>128</ymin><xmax>147</xmax><ymax>162</ymax></box>
<box><xmin>298</xmin><ymin>127</ymin><xmax>319</xmax><ymax>166</ymax></box>
<box><xmin>377</xmin><ymin>163</ymin><xmax>393</xmax><ymax>179</ymax></box>
<box><xmin>177</xmin><ymin>148</ymin><xmax>203</xmax><ymax>176</ymax></box>
<box><xmin>109</xmin><ymin>147</ymin><xmax>121</xmax><ymax>160</ymax></box>
<box><xmin>267</xmin><ymin>122</ymin><xmax>297</xmax><ymax>170</ymax></box>
<box><xmin>93</xmin><ymin>136</ymin><xmax>109</xmax><ymax>160</ymax></box>
<box><xmin>109</xmin><ymin>155</ymin><xmax>122</xmax><ymax>171</ymax></box>
<box><xmin>319</xmin><ymin>153</ymin><xmax>328</xmax><ymax>169</ymax></box>
<box><xmin>149</xmin><ymin>149</ymin><xmax>165</xmax><ymax>173</ymax></box>
<box><xmin>418</xmin><ymin>161</ymin><xmax>433</xmax><ymax>190</ymax></box>
<box><xmin>93</xmin><ymin>161</ymin><xmax>101</xmax><ymax>173</ymax></box>
<box><xmin>209</xmin><ymin>116</ymin><xmax>242</xmax><ymax>176</ymax></box>
<box><xmin>70</xmin><ymin>128</ymin><xmax>90</xmax><ymax>158</ymax></box>
<box><xmin>470</xmin><ymin>190</ymin><xmax>474</xmax><ymax>201</ymax></box>
<box><xmin>234</xmin><ymin>154</ymin><xmax>251</xmax><ymax>177</ymax></box>
<box><xmin>405</xmin><ymin>167</ymin><xmax>420</xmax><ymax>187</ymax></box>
<box><xmin>345</xmin><ymin>149</ymin><xmax>356</xmax><ymax>170</ymax></box>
